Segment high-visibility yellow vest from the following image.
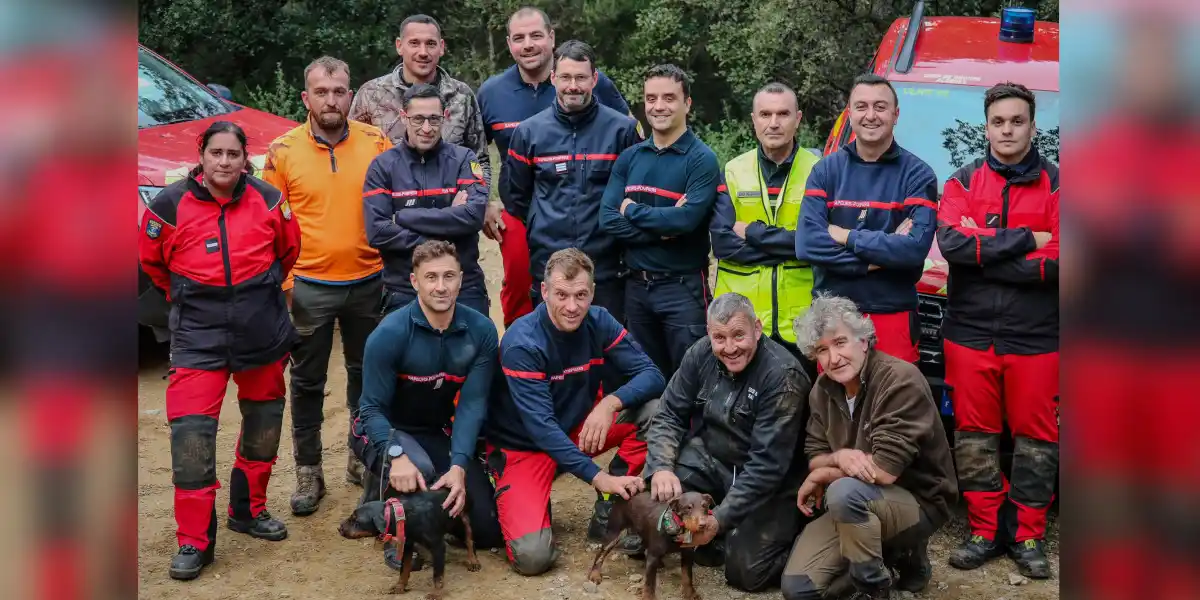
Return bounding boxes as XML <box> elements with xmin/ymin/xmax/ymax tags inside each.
<box><xmin>714</xmin><ymin>148</ymin><xmax>820</xmax><ymax>343</ymax></box>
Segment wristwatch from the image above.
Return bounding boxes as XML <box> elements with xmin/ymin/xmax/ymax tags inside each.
<box><xmin>388</xmin><ymin>444</ymin><xmax>404</xmax><ymax>459</ymax></box>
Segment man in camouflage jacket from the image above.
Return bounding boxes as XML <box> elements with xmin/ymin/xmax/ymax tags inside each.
<box><xmin>349</xmin><ymin>14</ymin><xmax>490</xmax><ymax>184</ymax></box>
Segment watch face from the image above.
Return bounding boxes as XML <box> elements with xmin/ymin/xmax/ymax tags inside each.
<box><xmin>389</xmin><ymin>445</ymin><xmax>402</xmax><ymax>457</ymax></box>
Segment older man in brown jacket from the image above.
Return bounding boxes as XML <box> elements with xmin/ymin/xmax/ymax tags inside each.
<box><xmin>781</xmin><ymin>295</ymin><xmax>957</xmax><ymax>600</ymax></box>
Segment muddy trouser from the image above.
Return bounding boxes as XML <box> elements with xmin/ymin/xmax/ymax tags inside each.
<box><xmin>167</xmin><ymin>356</ymin><xmax>288</xmax><ymax>552</ymax></box>
<box><xmin>484</xmin><ymin>412</ymin><xmax>647</xmax><ymax>576</ymax></box>
<box><xmin>348</xmin><ymin>421</ymin><xmax>504</xmax><ymax>549</ymax></box>
<box><xmin>781</xmin><ymin>478</ymin><xmax>937</xmax><ymax>599</ymax></box>
<box><xmin>624</xmin><ymin>269</ymin><xmax>712</xmax><ymax>382</ymax></box>
<box><xmin>289</xmin><ymin>277</ymin><xmax>382</xmax><ymax>467</ymax></box>
<box><xmin>674</xmin><ymin>436</ymin><xmax>808</xmax><ymax>592</ymax></box>
<box><xmin>945</xmin><ymin>340</ymin><xmax>1059</xmax><ymax>543</ymax></box>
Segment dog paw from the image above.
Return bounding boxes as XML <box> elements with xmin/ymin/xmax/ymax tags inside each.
<box><xmin>466</xmin><ymin>559</ymin><xmax>481</xmax><ymax>572</ymax></box>
<box><xmin>587</xmin><ymin>569</ymin><xmax>603</xmax><ymax>585</ymax></box>
<box><xmin>388</xmin><ymin>584</ymin><xmax>408</xmax><ymax>595</ymax></box>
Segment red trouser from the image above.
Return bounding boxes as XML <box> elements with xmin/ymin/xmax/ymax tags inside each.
<box><xmin>498</xmin><ymin>210</ymin><xmax>533</xmax><ymax>327</ymax></box>
<box><xmin>166</xmin><ymin>357</ymin><xmax>287</xmax><ymax>551</ymax></box>
<box><xmin>865</xmin><ymin>311</ymin><xmax>919</xmax><ymax>363</ymax></box>
<box><xmin>486</xmin><ymin>413</ymin><xmax>646</xmax><ymax>571</ymax></box>
<box><xmin>945</xmin><ymin>340</ymin><xmax>1059</xmax><ymax>542</ymax></box>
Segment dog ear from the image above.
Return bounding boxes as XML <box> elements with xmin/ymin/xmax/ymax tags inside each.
<box><xmin>701</xmin><ymin>494</ymin><xmax>715</xmax><ymax>509</ymax></box>
<box><xmin>667</xmin><ymin>495</ymin><xmax>684</xmax><ymax>513</ymax></box>
<box><xmin>365</xmin><ymin>501</ymin><xmax>389</xmax><ymax>535</ymax></box>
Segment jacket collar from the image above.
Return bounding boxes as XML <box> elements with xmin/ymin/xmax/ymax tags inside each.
<box><xmin>390</xmin><ymin>63</ymin><xmax>446</xmax><ymax>92</ymax></box>
<box><xmin>507</xmin><ymin>64</ymin><xmax>553</xmax><ymax>92</ymax></box>
<box><xmin>986</xmin><ymin>147</ymin><xmax>1043</xmax><ymax>184</ymax></box>
<box><xmin>187</xmin><ymin>172</ymin><xmax>248</xmax><ymax>204</ymax></box>
<box><xmin>845</xmin><ymin>139</ymin><xmax>902</xmax><ymax>163</ymax></box>
<box><xmin>399</xmin><ymin>135</ymin><xmax>445</xmax><ymax>161</ymax></box>
<box><xmin>757</xmin><ymin>141</ymin><xmax>798</xmax><ymax>168</ymax></box>
<box><xmin>304</xmin><ymin>116</ymin><xmax>349</xmax><ymax>148</ymax></box>
<box><xmin>554</xmin><ymin>96</ymin><xmax>599</xmax><ymax>127</ymax></box>
<box><xmin>408</xmin><ymin>298</ymin><xmax>466</xmax><ymax>334</ymax></box>
<box><xmin>640</xmin><ymin>127</ymin><xmax>697</xmax><ymax>154</ymax></box>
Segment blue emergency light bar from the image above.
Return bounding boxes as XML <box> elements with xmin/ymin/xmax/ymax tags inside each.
<box><xmin>999</xmin><ymin>7</ymin><xmax>1036</xmax><ymax>43</ymax></box>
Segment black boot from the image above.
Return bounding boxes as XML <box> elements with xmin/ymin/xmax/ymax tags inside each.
<box><xmin>168</xmin><ymin>544</ymin><xmax>214</xmax><ymax>581</ymax></box>
<box><xmin>587</xmin><ymin>497</ymin><xmax>612</xmax><ymax>541</ymax></box>
<box><xmin>227</xmin><ymin>510</ymin><xmax>288</xmax><ymax>541</ymax></box>
<box><xmin>891</xmin><ymin>537</ymin><xmax>932</xmax><ymax>592</ymax></box>
<box><xmin>948</xmin><ymin>534</ymin><xmax>1004</xmax><ymax>570</ymax></box>
<box><xmin>1009</xmin><ymin>539</ymin><xmax>1052</xmax><ymax>579</ymax></box>
<box><xmin>693</xmin><ymin>538</ymin><xmax>725</xmax><ymax>567</ymax></box>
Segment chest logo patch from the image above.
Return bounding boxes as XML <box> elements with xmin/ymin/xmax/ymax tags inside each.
<box><xmin>986</xmin><ymin>213</ymin><xmax>1001</xmax><ymax>227</ymax></box>
<box><xmin>555</xmin><ymin>163</ymin><xmax>567</xmax><ymax>174</ymax></box>
<box><xmin>858</xmin><ymin>209</ymin><xmax>868</xmax><ymax>221</ymax></box>
<box><xmin>736</xmin><ymin>191</ymin><xmax>761</xmax><ymax>198</ymax></box>
<box><xmin>281</xmin><ymin>200</ymin><xmax>292</xmax><ymax>221</ymax></box>
<box><xmin>205</xmin><ymin>238</ymin><xmax>220</xmax><ymax>254</ymax></box>
<box><xmin>145</xmin><ymin>219</ymin><xmax>162</xmax><ymax>239</ymax></box>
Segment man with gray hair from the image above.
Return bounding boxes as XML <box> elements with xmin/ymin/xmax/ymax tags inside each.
<box><xmin>643</xmin><ymin>292</ymin><xmax>812</xmax><ymax>593</ymax></box>
<box><xmin>781</xmin><ymin>294</ymin><xmax>956</xmax><ymax>600</ymax></box>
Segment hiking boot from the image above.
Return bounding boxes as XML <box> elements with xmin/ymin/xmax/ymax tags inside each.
<box><xmin>1009</xmin><ymin>539</ymin><xmax>1052</xmax><ymax>579</ymax></box>
<box><xmin>587</xmin><ymin>498</ymin><xmax>613</xmax><ymax>541</ymax></box>
<box><xmin>891</xmin><ymin>537</ymin><xmax>932</xmax><ymax>592</ymax></box>
<box><xmin>168</xmin><ymin>544</ymin><xmax>214</xmax><ymax>580</ymax></box>
<box><xmin>346</xmin><ymin>453</ymin><xmax>365</xmax><ymax>487</ymax></box>
<box><xmin>227</xmin><ymin>510</ymin><xmax>288</xmax><ymax>541</ymax></box>
<box><xmin>948</xmin><ymin>534</ymin><xmax>1004</xmax><ymax>570</ymax></box>
<box><xmin>693</xmin><ymin>538</ymin><xmax>725</xmax><ymax>568</ymax></box>
<box><xmin>290</xmin><ymin>464</ymin><xmax>327</xmax><ymax>516</ymax></box>
<box><xmin>847</xmin><ymin>588</ymin><xmax>894</xmax><ymax>600</ymax></box>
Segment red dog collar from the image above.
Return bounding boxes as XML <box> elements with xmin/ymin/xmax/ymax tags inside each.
<box><xmin>381</xmin><ymin>497</ymin><xmax>406</xmax><ymax>546</ymax></box>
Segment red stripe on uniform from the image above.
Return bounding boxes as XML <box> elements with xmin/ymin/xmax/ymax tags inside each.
<box><xmin>398</xmin><ymin>372</ymin><xmax>466</xmax><ymax>383</ymax></box>
<box><xmin>806</xmin><ymin>189</ymin><xmax>827</xmax><ymax>198</ymax></box>
<box><xmin>717</xmin><ymin>184</ymin><xmax>727</xmax><ymax>193</ymax></box>
<box><xmin>549</xmin><ymin>358</ymin><xmax>605</xmax><ymax>381</ymax></box>
<box><xmin>507</xmin><ymin>149</ymin><xmax>532</xmax><ymax>165</ymax></box>
<box><xmin>576</xmin><ymin>153</ymin><xmax>618</xmax><ymax>161</ymax></box>
<box><xmin>975</xmin><ymin>234</ymin><xmax>982</xmax><ymax>266</ymax></box>
<box><xmin>363</xmin><ymin>188</ymin><xmax>390</xmax><ymax>198</ymax></box>
<box><xmin>605</xmin><ymin>329</ymin><xmax>628</xmax><ymax>352</ymax></box>
<box><xmin>534</xmin><ymin>154</ymin><xmax>573</xmax><ymax>163</ymax></box>
<box><xmin>503</xmin><ymin>367</ymin><xmax>545</xmax><ymax>380</ymax></box>
<box><xmin>392</xmin><ymin>188</ymin><xmax>458</xmax><ymax>198</ymax></box>
<box><xmin>904</xmin><ymin>197</ymin><xmax>938</xmax><ymax>210</ymax></box>
<box><xmin>767</xmin><ymin>187</ymin><xmax>783</xmax><ymax>194</ymax></box>
<box><xmin>457</xmin><ymin>178</ymin><xmax>477</xmax><ymax>185</ymax></box>
<box><xmin>826</xmin><ymin>200</ymin><xmax>904</xmax><ymax>210</ymax></box>
<box><xmin>491</xmin><ymin>122</ymin><xmax>521</xmax><ymax>130</ymax></box>
<box><xmin>1039</xmin><ymin>258</ymin><xmax>1045</xmax><ymax>282</ymax></box>
<box><xmin>624</xmin><ymin>185</ymin><xmax>684</xmax><ymax>200</ymax></box>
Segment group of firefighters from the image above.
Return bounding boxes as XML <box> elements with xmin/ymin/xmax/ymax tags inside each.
<box><xmin>138</xmin><ymin>6</ymin><xmax>1059</xmax><ymax>598</ymax></box>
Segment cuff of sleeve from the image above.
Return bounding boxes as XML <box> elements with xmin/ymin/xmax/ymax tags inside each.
<box><xmin>847</xmin><ymin>229</ymin><xmax>860</xmax><ymax>252</ymax></box>
<box><xmin>451</xmin><ymin>453</ymin><xmax>471</xmax><ymax>470</ymax></box>
<box><xmin>576</xmin><ymin>461</ymin><xmax>602</xmax><ymax>484</ymax></box>
<box><xmin>712</xmin><ymin>506</ymin><xmax>734</xmax><ymax>531</ymax></box>
<box><xmin>745</xmin><ymin>221</ymin><xmax>766</xmax><ymax>242</ymax></box>
<box><xmin>871</xmin><ymin>447</ymin><xmax>909</xmax><ymax>480</ymax></box>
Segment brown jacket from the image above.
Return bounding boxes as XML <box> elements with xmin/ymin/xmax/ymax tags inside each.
<box><xmin>805</xmin><ymin>349</ymin><xmax>958</xmax><ymax>526</ymax></box>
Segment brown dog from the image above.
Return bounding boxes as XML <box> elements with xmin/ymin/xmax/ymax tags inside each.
<box><xmin>338</xmin><ymin>490</ymin><xmax>480</xmax><ymax>599</ymax></box>
<box><xmin>588</xmin><ymin>491</ymin><xmax>715</xmax><ymax>600</ymax></box>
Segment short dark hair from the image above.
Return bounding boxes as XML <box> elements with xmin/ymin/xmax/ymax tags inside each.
<box><xmin>402</xmin><ymin>83</ymin><xmax>443</xmax><ymax>111</ymax></box>
<box><xmin>544</xmin><ymin>248</ymin><xmax>594</xmax><ymax>284</ymax></box>
<box><xmin>553</xmin><ymin>40</ymin><xmax>596</xmax><ymax>72</ymax></box>
<box><xmin>400</xmin><ymin>14</ymin><xmax>442</xmax><ymax>39</ymax></box>
<box><xmin>412</xmin><ymin>240</ymin><xmax>459</xmax><ymax>270</ymax></box>
<box><xmin>850</xmin><ymin>73</ymin><xmax>898</xmax><ymax>107</ymax></box>
<box><xmin>508</xmin><ymin>6</ymin><xmax>551</xmax><ymax>34</ymax></box>
<box><xmin>645</xmin><ymin>64</ymin><xmax>691</xmax><ymax>97</ymax></box>
<box><xmin>984</xmin><ymin>81</ymin><xmax>1036</xmax><ymax>121</ymax></box>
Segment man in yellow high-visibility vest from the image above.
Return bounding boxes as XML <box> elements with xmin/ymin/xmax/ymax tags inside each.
<box><xmin>710</xmin><ymin>82</ymin><xmax>820</xmax><ymax>379</ymax></box>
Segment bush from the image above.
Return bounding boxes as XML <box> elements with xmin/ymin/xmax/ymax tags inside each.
<box><xmin>245</xmin><ymin>64</ymin><xmax>306</xmax><ymax>122</ymax></box>
<box><xmin>695</xmin><ymin>119</ymin><xmax>826</xmax><ymax>168</ymax></box>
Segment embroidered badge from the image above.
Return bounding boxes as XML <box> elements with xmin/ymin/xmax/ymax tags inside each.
<box><xmin>471</xmin><ymin>161</ymin><xmax>483</xmax><ymax>179</ymax></box>
<box><xmin>986</xmin><ymin>213</ymin><xmax>1001</xmax><ymax>227</ymax></box>
<box><xmin>858</xmin><ymin>209</ymin><xmax>868</xmax><ymax>221</ymax></box>
<box><xmin>205</xmin><ymin>238</ymin><xmax>220</xmax><ymax>254</ymax></box>
<box><xmin>281</xmin><ymin>200</ymin><xmax>293</xmax><ymax>221</ymax></box>
<box><xmin>145</xmin><ymin>219</ymin><xmax>162</xmax><ymax>239</ymax></box>
<box><xmin>555</xmin><ymin>163</ymin><xmax>567</xmax><ymax>174</ymax></box>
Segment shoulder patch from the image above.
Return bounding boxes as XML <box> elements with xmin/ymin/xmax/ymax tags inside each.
<box><xmin>145</xmin><ymin>219</ymin><xmax>162</xmax><ymax>239</ymax></box>
<box><xmin>470</xmin><ymin>161</ymin><xmax>483</xmax><ymax>179</ymax></box>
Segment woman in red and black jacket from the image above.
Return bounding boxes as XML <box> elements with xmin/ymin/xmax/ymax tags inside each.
<box><xmin>138</xmin><ymin>121</ymin><xmax>301</xmax><ymax>581</ymax></box>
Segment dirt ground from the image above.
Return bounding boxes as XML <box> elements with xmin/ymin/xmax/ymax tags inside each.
<box><xmin>138</xmin><ymin>239</ymin><xmax>1059</xmax><ymax>600</ymax></box>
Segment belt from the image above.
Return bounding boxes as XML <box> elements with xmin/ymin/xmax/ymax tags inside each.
<box><xmin>631</xmin><ymin>270</ymin><xmax>688</xmax><ymax>282</ymax></box>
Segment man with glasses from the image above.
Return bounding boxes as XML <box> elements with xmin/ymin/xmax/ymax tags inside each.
<box><xmin>363</xmin><ymin>84</ymin><xmax>490</xmax><ymax>316</ymax></box>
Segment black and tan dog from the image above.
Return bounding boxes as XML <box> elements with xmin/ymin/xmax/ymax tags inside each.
<box><xmin>588</xmin><ymin>491</ymin><xmax>715</xmax><ymax>600</ymax></box>
<box><xmin>339</xmin><ymin>489</ymin><xmax>481</xmax><ymax>598</ymax></box>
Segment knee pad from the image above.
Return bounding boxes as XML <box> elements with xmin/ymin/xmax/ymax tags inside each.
<box><xmin>780</xmin><ymin>573</ymin><xmax>823</xmax><ymax>600</ymax></box>
<box><xmin>1010</xmin><ymin>437</ymin><xmax>1059</xmax><ymax>508</ymax></box>
<box><xmin>170</xmin><ymin>415</ymin><xmax>218</xmax><ymax>489</ymax></box>
<box><xmin>826</xmin><ymin>477</ymin><xmax>880</xmax><ymax>524</ymax></box>
<box><xmin>508</xmin><ymin>529</ymin><xmax>558</xmax><ymax>576</ymax></box>
<box><xmin>238</xmin><ymin>398</ymin><xmax>285</xmax><ymax>462</ymax></box>
<box><xmin>954</xmin><ymin>431</ymin><xmax>1003</xmax><ymax>492</ymax></box>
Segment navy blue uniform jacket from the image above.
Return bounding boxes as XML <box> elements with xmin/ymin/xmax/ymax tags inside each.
<box><xmin>356</xmin><ymin>300</ymin><xmax>499</xmax><ymax>470</ymax></box>
<box><xmin>500</xmin><ymin>100</ymin><xmax>641</xmax><ymax>283</ymax></box>
<box><xmin>796</xmin><ymin>140</ymin><xmax>938</xmax><ymax>313</ymax></box>
<box><xmin>599</xmin><ymin>128</ymin><xmax>720</xmax><ymax>273</ymax></box>
<box><xmin>486</xmin><ymin>304</ymin><xmax>665</xmax><ymax>482</ymax></box>
<box><xmin>363</xmin><ymin>139</ymin><xmax>488</xmax><ymax>293</ymax></box>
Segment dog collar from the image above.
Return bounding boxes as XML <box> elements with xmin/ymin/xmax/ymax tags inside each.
<box><xmin>381</xmin><ymin>497</ymin><xmax>407</xmax><ymax>546</ymax></box>
<box><xmin>657</xmin><ymin>507</ymin><xmax>691</xmax><ymax>544</ymax></box>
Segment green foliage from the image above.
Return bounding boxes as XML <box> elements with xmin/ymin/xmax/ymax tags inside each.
<box><xmin>245</xmin><ymin>64</ymin><xmax>306</xmax><ymax>122</ymax></box>
<box><xmin>138</xmin><ymin>0</ymin><xmax>1058</xmax><ymax>141</ymax></box>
